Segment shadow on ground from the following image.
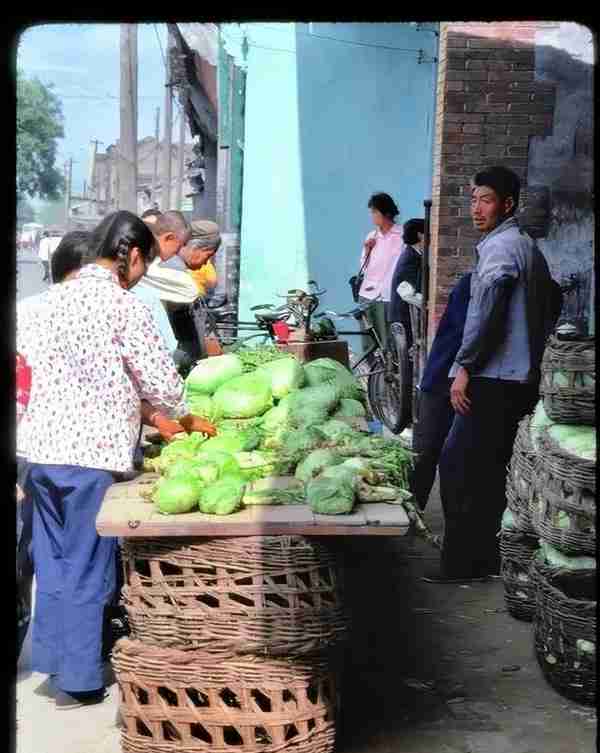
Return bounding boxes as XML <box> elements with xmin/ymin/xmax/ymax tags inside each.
<box><xmin>334</xmin><ymin>483</ymin><xmax>596</xmax><ymax>753</ymax></box>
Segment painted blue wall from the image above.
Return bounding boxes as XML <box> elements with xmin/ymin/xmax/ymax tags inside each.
<box><xmin>230</xmin><ymin>23</ymin><xmax>438</xmax><ymax>328</ymax></box>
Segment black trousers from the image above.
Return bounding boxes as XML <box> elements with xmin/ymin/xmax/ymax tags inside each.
<box><xmin>438</xmin><ymin>377</ymin><xmax>538</xmax><ymax>578</ymax></box>
<box><xmin>410</xmin><ymin>388</ymin><xmax>455</xmax><ymax>510</ymax></box>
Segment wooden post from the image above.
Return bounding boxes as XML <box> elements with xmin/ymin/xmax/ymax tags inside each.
<box><xmin>161</xmin><ymin>32</ymin><xmax>173</xmax><ymax>211</ymax></box>
<box><xmin>119</xmin><ymin>24</ymin><xmax>138</xmax><ymax>213</ymax></box>
<box><xmin>176</xmin><ymin>108</ymin><xmax>186</xmax><ymax>211</ymax></box>
<box><xmin>151</xmin><ymin>106</ymin><xmax>160</xmax><ymax>205</ymax></box>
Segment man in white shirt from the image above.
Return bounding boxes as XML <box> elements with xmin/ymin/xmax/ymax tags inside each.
<box><xmin>38</xmin><ymin>231</ymin><xmax>63</xmax><ymax>280</ymax></box>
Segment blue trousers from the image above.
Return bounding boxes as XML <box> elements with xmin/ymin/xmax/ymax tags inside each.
<box><xmin>438</xmin><ymin>378</ymin><xmax>538</xmax><ymax>578</ymax></box>
<box><xmin>25</xmin><ymin>464</ymin><xmax>117</xmax><ymax>693</ymax></box>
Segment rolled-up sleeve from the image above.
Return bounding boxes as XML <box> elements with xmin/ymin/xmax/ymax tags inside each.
<box><xmin>119</xmin><ymin>297</ymin><xmax>189</xmax><ymax>418</ymax></box>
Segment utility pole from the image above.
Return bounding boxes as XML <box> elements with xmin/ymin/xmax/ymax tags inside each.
<box><xmin>119</xmin><ymin>23</ymin><xmax>138</xmax><ymax>213</ymax></box>
<box><xmin>151</xmin><ymin>106</ymin><xmax>160</xmax><ymax>206</ymax></box>
<box><xmin>161</xmin><ymin>28</ymin><xmax>173</xmax><ymax>211</ymax></box>
<box><xmin>64</xmin><ymin>157</ymin><xmax>73</xmax><ymax>228</ymax></box>
<box><xmin>176</xmin><ymin>107</ymin><xmax>186</xmax><ymax>211</ymax></box>
<box><xmin>88</xmin><ymin>139</ymin><xmax>104</xmax><ymax>200</ymax></box>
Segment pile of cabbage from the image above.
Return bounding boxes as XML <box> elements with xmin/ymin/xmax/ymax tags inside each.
<box><xmin>143</xmin><ymin>348</ymin><xmax>413</xmax><ymax>516</ymax></box>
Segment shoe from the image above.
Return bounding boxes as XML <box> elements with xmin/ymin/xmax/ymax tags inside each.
<box><xmin>421</xmin><ymin>570</ymin><xmax>489</xmax><ymax>584</ymax></box>
<box><xmin>33</xmin><ymin>675</ymin><xmax>57</xmax><ymax>700</ymax></box>
<box><xmin>55</xmin><ymin>688</ymin><xmax>108</xmax><ymax>710</ymax></box>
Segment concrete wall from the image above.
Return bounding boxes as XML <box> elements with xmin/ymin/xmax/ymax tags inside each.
<box><xmin>225</xmin><ymin>23</ymin><xmax>439</xmax><ymax>323</ymax></box>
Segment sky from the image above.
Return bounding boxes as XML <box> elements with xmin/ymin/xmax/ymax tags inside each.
<box><xmin>16</xmin><ymin>23</ymin><xmax>190</xmax><ymax>204</ymax></box>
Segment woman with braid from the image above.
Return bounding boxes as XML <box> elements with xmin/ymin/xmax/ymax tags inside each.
<box><xmin>17</xmin><ymin>211</ymin><xmax>215</xmax><ymax>710</ymax></box>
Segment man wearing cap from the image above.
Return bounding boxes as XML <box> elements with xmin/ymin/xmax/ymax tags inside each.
<box><xmin>164</xmin><ymin>220</ymin><xmax>222</xmax><ymax>361</ymax></box>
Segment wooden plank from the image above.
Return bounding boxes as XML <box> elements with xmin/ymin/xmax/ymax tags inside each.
<box><xmin>362</xmin><ymin>503</ymin><xmax>410</xmax><ymax>528</ymax></box>
<box><xmin>312</xmin><ymin>507</ymin><xmax>368</xmax><ymax>528</ymax></box>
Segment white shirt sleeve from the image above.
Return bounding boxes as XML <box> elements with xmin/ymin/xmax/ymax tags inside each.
<box><xmin>138</xmin><ymin>258</ymin><xmax>199</xmax><ymax>304</ymax></box>
<box><xmin>397</xmin><ymin>281</ymin><xmax>422</xmax><ymax>307</ymax></box>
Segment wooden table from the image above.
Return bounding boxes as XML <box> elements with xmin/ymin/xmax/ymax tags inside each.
<box><xmin>96</xmin><ymin>473</ymin><xmax>410</xmax><ymax>538</ymax></box>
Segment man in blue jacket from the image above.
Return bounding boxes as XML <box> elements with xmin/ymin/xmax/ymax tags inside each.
<box><xmin>424</xmin><ymin>166</ymin><xmax>562</xmax><ymax>583</ymax></box>
<box><xmin>410</xmin><ymin>272</ymin><xmax>472</xmax><ymax>512</ymax></box>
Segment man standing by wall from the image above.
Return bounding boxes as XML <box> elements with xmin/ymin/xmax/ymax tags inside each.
<box><xmin>425</xmin><ymin>166</ymin><xmax>561</xmax><ymax>584</ymax></box>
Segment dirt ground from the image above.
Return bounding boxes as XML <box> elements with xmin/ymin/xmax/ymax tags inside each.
<box><xmin>16</xmin><ymin>479</ymin><xmax>596</xmax><ymax>753</ymax></box>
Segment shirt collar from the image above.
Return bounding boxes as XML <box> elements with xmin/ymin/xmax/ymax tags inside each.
<box><xmin>376</xmin><ymin>223</ymin><xmax>401</xmax><ymax>238</ymax></box>
<box><xmin>78</xmin><ymin>263</ymin><xmax>120</xmax><ymax>285</ymax></box>
<box><xmin>476</xmin><ymin>216</ymin><xmax>519</xmax><ymax>254</ymax></box>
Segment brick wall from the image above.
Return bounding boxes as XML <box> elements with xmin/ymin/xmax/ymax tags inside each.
<box><xmin>428</xmin><ymin>21</ymin><xmax>557</xmax><ymax>341</ymax></box>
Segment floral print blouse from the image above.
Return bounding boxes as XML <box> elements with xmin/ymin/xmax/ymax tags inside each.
<box><xmin>17</xmin><ymin>264</ymin><xmax>188</xmax><ymax>473</ymax></box>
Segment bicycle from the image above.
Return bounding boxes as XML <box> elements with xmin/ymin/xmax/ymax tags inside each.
<box><xmin>314</xmin><ymin>303</ymin><xmax>412</xmax><ymax>434</ymax></box>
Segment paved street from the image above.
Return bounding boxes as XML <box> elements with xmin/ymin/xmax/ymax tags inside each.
<box><xmin>16</xmin><ymin>479</ymin><xmax>596</xmax><ymax>753</ymax></box>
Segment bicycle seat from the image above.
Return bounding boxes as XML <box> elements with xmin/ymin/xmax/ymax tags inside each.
<box><xmin>319</xmin><ymin>304</ymin><xmax>371</xmax><ymax>320</ymax></box>
<box><xmin>254</xmin><ymin>310</ymin><xmax>287</xmax><ymax>322</ymax></box>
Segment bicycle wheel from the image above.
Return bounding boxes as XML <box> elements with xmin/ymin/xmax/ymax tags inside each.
<box><xmin>349</xmin><ymin>348</ymin><xmax>378</xmax><ymax>422</ymax></box>
<box><xmin>368</xmin><ymin>323</ymin><xmax>412</xmax><ymax>434</ymax></box>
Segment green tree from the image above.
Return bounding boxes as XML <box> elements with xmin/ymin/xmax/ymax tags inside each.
<box><xmin>17</xmin><ymin>70</ymin><xmax>65</xmax><ymax>201</ymax></box>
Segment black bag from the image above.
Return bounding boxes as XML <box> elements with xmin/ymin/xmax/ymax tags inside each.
<box><xmin>349</xmin><ymin>246</ymin><xmax>373</xmax><ymax>303</ymax></box>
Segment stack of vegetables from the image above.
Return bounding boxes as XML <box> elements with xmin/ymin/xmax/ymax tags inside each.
<box><xmin>503</xmin><ymin>335</ymin><xmax>596</xmax><ymax>705</ymax></box>
<box><xmin>141</xmin><ymin>347</ymin><xmax>415</xmax><ymax>517</ymax></box>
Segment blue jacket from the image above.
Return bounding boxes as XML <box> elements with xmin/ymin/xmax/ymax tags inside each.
<box><xmin>420</xmin><ymin>273</ymin><xmax>472</xmax><ymax>394</ymax></box>
<box><xmin>449</xmin><ymin>217</ymin><xmax>560</xmax><ymax>383</ymax></box>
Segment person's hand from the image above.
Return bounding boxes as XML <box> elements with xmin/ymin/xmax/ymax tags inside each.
<box><xmin>153</xmin><ymin>413</ymin><xmax>187</xmax><ymax>442</ymax></box>
<box><xmin>450</xmin><ymin>366</ymin><xmax>471</xmax><ymax>416</ymax></box>
<box><xmin>364</xmin><ymin>237</ymin><xmax>377</xmax><ymax>253</ymax></box>
<box><xmin>179</xmin><ymin>414</ymin><xmax>217</xmax><ymax>437</ymax></box>
<box><xmin>181</xmin><ymin>245</ymin><xmax>215</xmax><ymax>271</ymax></box>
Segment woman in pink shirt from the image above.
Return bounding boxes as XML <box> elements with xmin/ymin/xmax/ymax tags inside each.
<box><xmin>358</xmin><ymin>192</ymin><xmax>404</xmax><ymax>350</ymax></box>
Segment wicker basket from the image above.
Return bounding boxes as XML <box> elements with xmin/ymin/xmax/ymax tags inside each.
<box><xmin>540</xmin><ymin>336</ymin><xmax>595</xmax><ymax>425</ymax></box>
<box><xmin>112</xmin><ymin>638</ymin><xmax>338</xmax><ymax>753</ymax></box>
<box><xmin>530</xmin><ymin>555</ymin><xmax>596</xmax><ymax>706</ymax></box>
<box><xmin>499</xmin><ymin>529</ymin><xmax>539</xmax><ymax>621</ymax></box>
<box><xmin>530</xmin><ymin>429</ymin><xmax>595</xmax><ymax>556</ymax></box>
<box><xmin>506</xmin><ymin>416</ymin><xmax>536</xmax><ymax>534</ymax></box>
<box><xmin>121</xmin><ymin>537</ymin><xmax>349</xmax><ymax>656</ymax></box>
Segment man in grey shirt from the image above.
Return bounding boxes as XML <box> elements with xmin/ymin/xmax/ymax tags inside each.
<box><xmin>423</xmin><ymin>166</ymin><xmax>562</xmax><ymax>584</ymax></box>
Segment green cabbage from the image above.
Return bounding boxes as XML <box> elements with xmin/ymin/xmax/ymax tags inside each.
<box><xmin>281</xmin><ymin>426</ymin><xmax>326</xmax><ymax>461</ymax></box>
<box><xmin>234</xmin><ymin>451</ymin><xmax>278</xmax><ymax>480</ymax></box>
<box><xmin>285</xmin><ymin>383</ymin><xmax>341</xmax><ymax>427</ymax></box>
<box><xmin>163</xmin><ymin>459</ymin><xmax>206</xmax><ymax>482</ymax></box>
<box><xmin>547</xmin><ymin>424</ymin><xmax>596</xmax><ymax>461</ymax></box>
<box><xmin>198</xmin><ymin>476</ymin><xmax>246</xmax><ymax>515</ymax></box>
<box><xmin>540</xmin><ymin>540</ymin><xmax>596</xmax><ymax>570</ymax></box>
<box><xmin>186</xmin><ymin>393</ymin><xmax>220</xmax><ymax>422</ymax></box>
<box><xmin>261</xmin><ymin>404</ymin><xmax>292</xmax><ymax>435</ymax></box>
<box><xmin>153</xmin><ymin>475</ymin><xmax>202</xmax><ymax>514</ymax></box>
<box><xmin>333</xmin><ymin>398</ymin><xmax>366</xmax><ymax>418</ymax></box>
<box><xmin>185</xmin><ymin>354</ymin><xmax>244</xmax><ymax>396</ymax></box>
<box><xmin>212</xmin><ymin>371</ymin><xmax>274</xmax><ymax>418</ymax></box>
<box><xmin>295</xmin><ymin>449</ymin><xmax>342</xmax><ymax>483</ymax></box>
<box><xmin>195</xmin><ymin>449</ymin><xmax>241</xmax><ymax>478</ymax></box>
<box><xmin>256</xmin><ymin>356</ymin><xmax>305</xmax><ymax>399</ymax></box>
<box><xmin>319</xmin><ymin>418</ymin><xmax>356</xmax><ymax>443</ymax></box>
<box><xmin>306</xmin><ymin>465</ymin><xmax>358</xmax><ymax>515</ymax></box>
<box><xmin>303</xmin><ymin>358</ymin><xmax>364</xmax><ymax>402</ymax></box>
<box><xmin>152</xmin><ymin>433</ymin><xmax>207</xmax><ymax>474</ymax></box>
<box><xmin>501</xmin><ymin>508</ymin><xmax>518</xmax><ymax>530</ymax></box>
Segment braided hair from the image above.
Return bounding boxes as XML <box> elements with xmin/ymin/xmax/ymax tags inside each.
<box><xmin>90</xmin><ymin>210</ymin><xmax>156</xmax><ymax>284</ymax></box>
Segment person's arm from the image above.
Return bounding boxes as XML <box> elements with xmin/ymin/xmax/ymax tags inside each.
<box><xmin>397</xmin><ymin>281</ymin><xmax>422</xmax><ymax>308</ymax></box>
<box><xmin>142</xmin><ymin>261</ymin><xmax>199</xmax><ymax>304</ymax></box>
<box><xmin>119</xmin><ymin>297</ymin><xmax>189</xmax><ymax>419</ymax></box>
<box><xmin>454</xmin><ymin>243</ymin><xmax>519</xmax><ymax>375</ymax></box>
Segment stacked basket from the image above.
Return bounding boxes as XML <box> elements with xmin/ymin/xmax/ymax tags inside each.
<box><xmin>112</xmin><ymin>536</ymin><xmax>349</xmax><ymax>753</ymax></box>
<box><xmin>529</xmin><ymin>333</ymin><xmax>596</xmax><ymax>706</ymax></box>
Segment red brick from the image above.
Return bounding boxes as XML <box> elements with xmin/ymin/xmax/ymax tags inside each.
<box><xmin>446</xmin><ymin>57</ymin><xmax>468</xmax><ymax>71</ymax></box>
<box><xmin>488</xmin><ymin>70</ymin><xmax>535</xmax><ymax>82</ymax></box>
<box><xmin>485</xmin><ymin>113</ymin><xmax>531</xmax><ymax>124</ymax></box>
<box><xmin>507</xmin><ymin>145</ymin><xmax>529</xmax><ymax>156</ymax></box>
<box><xmin>445</xmin><ymin>112</ymin><xmax>486</xmax><ymax>122</ymax></box>
<box><xmin>464</xmin><ymin>59</ymin><xmax>488</xmax><ymax>70</ymax></box>
<box><xmin>486</xmin><ymin>61</ymin><xmax>515</xmax><ymax>71</ymax></box>
<box><xmin>445</xmin><ymin>131</ymin><xmax>482</xmax><ymax>143</ymax></box>
<box><xmin>468</xmin><ymin>102</ymin><xmax>509</xmax><ymax>113</ymax></box>
<box><xmin>488</xmin><ymin>91</ymin><xmax>531</xmax><ymax>103</ymax></box>
<box><xmin>508</xmin><ymin>102</ymin><xmax>554</xmax><ymax>114</ymax></box>
<box><xmin>466</xmin><ymin>37</ymin><xmax>517</xmax><ymax>49</ymax></box>
<box><xmin>446</xmin><ymin>80</ymin><xmax>465</xmax><ymax>91</ymax></box>
<box><xmin>483</xmin><ymin>123</ymin><xmax>508</xmax><ymax>135</ymax></box>
<box><xmin>442</xmin><ymin>142</ymin><xmax>463</xmax><ymax>154</ymax></box>
<box><xmin>446</xmin><ymin>69</ymin><xmax>488</xmax><ymax>81</ymax></box>
<box><xmin>447</xmin><ymin>35</ymin><xmax>468</xmax><ymax>48</ymax></box>
<box><xmin>462</xmin><ymin>123</ymin><xmax>483</xmax><ymax>134</ymax></box>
